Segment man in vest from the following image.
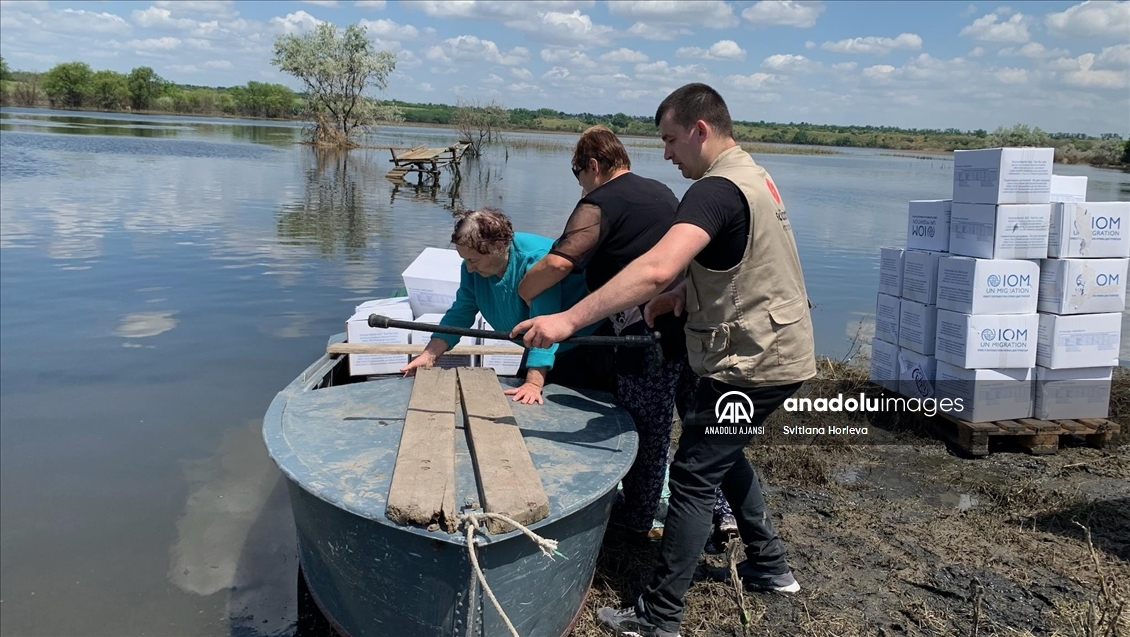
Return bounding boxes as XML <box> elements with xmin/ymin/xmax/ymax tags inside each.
<box><xmin>512</xmin><ymin>82</ymin><xmax>816</xmax><ymax>637</ymax></box>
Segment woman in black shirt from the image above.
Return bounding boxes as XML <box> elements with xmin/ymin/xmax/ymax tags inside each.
<box><xmin>518</xmin><ymin>126</ymin><xmax>733</xmax><ymax>541</ymax></box>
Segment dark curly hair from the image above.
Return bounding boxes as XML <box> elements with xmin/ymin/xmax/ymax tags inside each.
<box><xmin>451</xmin><ymin>207</ymin><xmax>514</xmax><ymax>255</ymax></box>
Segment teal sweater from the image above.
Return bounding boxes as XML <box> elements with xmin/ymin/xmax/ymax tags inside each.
<box><xmin>434</xmin><ymin>232</ymin><xmax>594</xmax><ymax>369</ymax></box>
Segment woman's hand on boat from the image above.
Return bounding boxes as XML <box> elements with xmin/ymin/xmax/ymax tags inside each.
<box><xmin>400</xmin><ymin>352</ymin><xmax>436</xmax><ymax>376</ymax></box>
<box><xmin>504</xmin><ymin>382</ymin><xmax>544</xmax><ymax>405</ymax></box>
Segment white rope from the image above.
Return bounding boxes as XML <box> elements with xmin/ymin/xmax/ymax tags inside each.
<box><xmin>458</xmin><ymin>512</ymin><xmax>562</xmax><ymax>637</ymax></box>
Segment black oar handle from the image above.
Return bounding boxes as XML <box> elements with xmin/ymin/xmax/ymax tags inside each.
<box><xmin>367</xmin><ymin>314</ymin><xmax>660</xmax><ymax>347</ymax></box>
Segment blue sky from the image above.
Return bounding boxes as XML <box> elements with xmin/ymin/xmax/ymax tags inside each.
<box><xmin>1</xmin><ymin>1</ymin><xmax>1127</xmax><ymax>135</ymax></box>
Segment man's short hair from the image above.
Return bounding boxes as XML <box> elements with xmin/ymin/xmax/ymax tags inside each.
<box><xmin>654</xmin><ymin>83</ymin><xmax>733</xmax><ymax>139</ymax></box>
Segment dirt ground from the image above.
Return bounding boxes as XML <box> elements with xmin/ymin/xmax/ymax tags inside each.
<box><xmin>571</xmin><ymin>364</ymin><xmax>1130</xmax><ymax>637</ymax></box>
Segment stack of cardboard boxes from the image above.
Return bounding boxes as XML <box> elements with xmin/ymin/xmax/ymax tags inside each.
<box><xmin>871</xmin><ymin>148</ymin><xmax>1128</xmax><ymax>423</ymax></box>
<box><xmin>344</xmin><ymin>248</ymin><xmax>524</xmax><ymax>376</ymax></box>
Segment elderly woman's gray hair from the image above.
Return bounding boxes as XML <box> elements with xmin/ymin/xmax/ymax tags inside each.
<box><xmin>450</xmin><ymin>207</ymin><xmax>514</xmax><ymax>255</ymax></box>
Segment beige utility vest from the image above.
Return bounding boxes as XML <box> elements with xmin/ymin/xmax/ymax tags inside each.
<box><xmin>683</xmin><ymin>145</ymin><xmax>817</xmax><ymax>386</ymax></box>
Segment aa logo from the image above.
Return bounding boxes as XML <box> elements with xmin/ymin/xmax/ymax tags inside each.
<box><xmin>715</xmin><ymin>391</ymin><xmax>755</xmax><ymax>424</ymax></box>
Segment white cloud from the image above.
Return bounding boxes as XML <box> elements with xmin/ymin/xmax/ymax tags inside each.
<box><xmin>600</xmin><ymin>47</ymin><xmax>648</xmax><ymax>63</ymax></box>
<box><xmin>675</xmin><ymin>39</ymin><xmax>746</xmax><ymax>61</ymax></box>
<box><xmin>55</xmin><ymin>8</ymin><xmax>131</xmax><ymax>35</ymax></box>
<box><xmin>821</xmin><ymin>33</ymin><xmax>923</xmax><ymax>55</ymax></box>
<box><xmin>1049</xmin><ymin>53</ymin><xmax>1130</xmax><ymax>88</ymax></box>
<box><xmin>625</xmin><ymin>21</ymin><xmax>687</xmax><ymax>40</ymax></box>
<box><xmin>633</xmin><ymin>60</ymin><xmax>710</xmax><ymax>86</ymax></box>
<box><xmin>1095</xmin><ymin>43</ymin><xmax>1130</xmax><ymax>69</ymax></box>
<box><xmin>409</xmin><ymin>1</ymin><xmax>590</xmax><ymax>19</ymax></box>
<box><xmin>127</xmin><ymin>37</ymin><xmax>182</xmax><ymax>51</ymax></box>
<box><xmin>505</xmin><ymin>10</ymin><xmax>615</xmax><ymax>46</ymax></box>
<box><xmin>618</xmin><ymin>89</ymin><xmax>654</xmax><ymax>100</ymax></box>
<box><xmin>425</xmin><ymin>35</ymin><xmax>530</xmax><ymax>67</ymax></box>
<box><xmin>960</xmin><ymin>12</ymin><xmax>1030</xmax><ymax>43</ymax></box>
<box><xmin>607</xmin><ymin>1</ymin><xmax>737</xmax><ymax>28</ymax></box>
<box><xmin>831</xmin><ymin>61</ymin><xmax>857</xmax><ymax>72</ymax></box>
<box><xmin>742</xmin><ymin>1</ymin><xmax>825</xmax><ymax>28</ymax></box>
<box><xmin>963</xmin><ymin>4</ymin><xmax>978</xmax><ymax>16</ymax></box>
<box><xmin>511</xmin><ymin>67</ymin><xmax>533</xmax><ymax>79</ymax></box>
<box><xmin>540</xmin><ymin>48</ymin><xmax>597</xmax><ymax>68</ymax></box>
<box><xmin>997</xmin><ymin>42</ymin><xmax>1069</xmax><ymax>58</ymax></box>
<box><xmin>995</xmin><ymin>67</ymin><xmax>1028</xmax><ymax>84</ymax></box>
<box><xmin>354</xmin><ymin>0</ymin><xmax>387</xmax><ymax>9</ymax></box>
<box><xmin>1045</xmin><ymin>1</ymin><xmax>1130</xmax><ymax>39</ymax></box>
<box><xmin>153</xmin><ymin>1</ymin><xmax>235</xmax><ymax>16</ymax></box>
<box><xmin>724</xmin><ymin>71</ymin><xmax>777</xmax><ymax>90</ymax></box>
<box><xmin>484</xmin><ymin>73</ymin><xmax>505</xmax><ymax>84</ymax></box>
<box><xmin>861</xmin><ymin>64</ymin><xmax>896</xmax><ymax>82</ymax></box>
<box><xmin>587</xmin><ymin>72</ymin><xmax>632</xmax><ymax>87</ymax></box>
<box><xmin>132</xmin><ymin>6</ymin><xmax>198</xmax><ymax>30</ymax></box>
<box><xmin>542</xmin><ymin>66</ymin><xmax>570</xmax><ymax>80</ymax></box>
<box><xmin>969</xmin><ymin>46</ymin><xmax>986</xmax><ymax>57</ymax></box>
<box><xmin>805</xmin><ymin>40</ymin><xmax>816</xmax><ymax>50</ymax></box>
<box><xmin>360</xmin><ymin>18</ymin><xmax>419</xmax><ymax>39</ymax></box>
<box><xmin>204</xmin><ymin>59</ymin><xmax>232</xmax><ymax>69</ymax></box>
<box><xmin>269</xmin><ymin>11</ymin><xmax>323</xmax><ymax>35</ymax></box>
<box><xmin>419</xmin><ymin>82</ymin><xmax>434</xmax><ymax>91</ymax></box>
<box><xmin>168</xmin><ymin>64</ymin><xmax>201</xmax><ymax>73</ymax></box>
<box><xmin>508</xmin><ymin>82</ymin><xmax>547</xmax><ymax>97</ymax></box>
<box><xmin>302</xmin><ymin>0</ymin><xmax>339</xmax><ymax>6</ymax></box>
<box><xmin>762</xmin><ymin>53</ymin><xmax>817</xmax><ymax>73</ymax></box>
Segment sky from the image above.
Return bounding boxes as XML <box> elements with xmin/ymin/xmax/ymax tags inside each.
<box><xmin>1</xmin><ymin>1</ymin><xmax>1127</xmax><ymax>135</ymax></box>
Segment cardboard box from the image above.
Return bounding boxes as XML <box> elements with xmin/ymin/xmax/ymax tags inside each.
<box><xmin>1049</xmin><ymin>175</ymin><xmax>1088</xmax><ymax>203</ymax></box>
<box><xmin>898</xmin><ymin>348</ymin><xmax>936</xmax><ymax>399</ymax></box>
<box><xmin>898</xmin><ymin>299</ymin><xmax>937</xmax><ymax>356</ymax></box>
<box><xmin>901</xmin><ymin>250</ymin><xmax>944</xmax><ymax>305</ymax></box>
<box><xmin>949</xmin><ymin>203</ymin><xmax>1050</xmax><ymax>259</ymax></box>
<box><xmin>1047</xmin><ymin>202</ymin><xmax>1130</xmax><ymax>258</ymax></box>
<box><xmin>1036</xmin><ymin>312</ymin><xmax>1122</xmax><ymax>369</ymax></box>
<box><xmin>906</xmin><ymin>200</ymin><xmax>952</xmax><ymax>252</ymax></box>
<box><xmin>936</xmin><ymin>256</ymin><xmax>1040</xmax><ymax>315</ymax></box>
<box><xmin>1037</xmin><ymin>258</ymin><xmax>1128</xmax><ymax>315</ymax></box>
<box><xmin>1033</xmin><ymin>366</ymin><xmax>1112</xmax><ymax>420</ymax></box>
<box><xmin>478</xmin><ymin>317</ymin><xmax>524</xmax><ymax>376</ymax></box>
<box><xmin>345</xmin><ymin>298</ymin><xmax>413</xmax><ymax>376</ymax></box>
<box><xmin>934</xmin><ymin>361</ymin><xmax>1034</xmax><ymax>423</ymax></box>
<box><xmin>878</xmin><ymin>247</ymin><xmax>904</xmax><ymax>297</ymax></box>
<box><xmin>952</xmin><ymin>147</ymin><xmax>1053</xmax><ymax>205</ymax></box>
<box><xmin>869</xmin><ymin>337</ymin><xmax>899</xmax><ymax>392</ymax></box>
<box><xmin>934</xmin><ymin>309</ymin><xmax>1039</xmax><ymax>369</ymax></box>
<box><xmin>407</xmin><ymin>313</ymin><xmax>475</xmax><ymax>369</ymax></box>
<box><xmin>875</xmin><ymin>293</ymin><xmax>901</xmax><ymax>345</ymax></box>
<box><xmin>401</xmin><ymin>248</ymin><xmax>466</xmax><ymax>317</ymax></box>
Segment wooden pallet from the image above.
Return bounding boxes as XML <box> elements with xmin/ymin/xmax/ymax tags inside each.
<box><xmin>936</xmin><ymin>414</ymin><xmax>1120</xmax><ymax>457</ymax></box>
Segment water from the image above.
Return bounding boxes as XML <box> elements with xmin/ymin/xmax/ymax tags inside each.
<box><xmin>1</xmin><ymin>107</ymin><xmax>1127</xmax><ymax>635</ymax></box>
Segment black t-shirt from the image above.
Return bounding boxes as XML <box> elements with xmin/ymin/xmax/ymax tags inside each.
<box><xmin>549</xmin><ymin>172</ymin><xmax>679</xmax><ymax>292</ymax></box>
<box><xmin>673</xmin><ymin>177</ymin><xmax>749</xmax><ymax>271</ymax></box>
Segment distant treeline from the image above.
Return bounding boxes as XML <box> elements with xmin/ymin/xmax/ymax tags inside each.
<box><xmin>2</xmin><ymin>57</ymin><xmax>1127</xmax><ymax>167</ymax></box>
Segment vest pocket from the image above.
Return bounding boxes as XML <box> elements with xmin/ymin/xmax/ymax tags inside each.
<box><xmin>685</xmin><ymin>321</ymin><xmax>736</xmax><ymax>373</ymax></box>
<box><xmin>768</xmin><ymin>296</ymin><xmax>812</xmax><ymax>366</ymax></box>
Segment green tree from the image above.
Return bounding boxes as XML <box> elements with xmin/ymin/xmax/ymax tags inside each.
<box><xmin>1122</xmin><ymin>140</ymin><xmax>1130</xmax><ymax>165</ymax></box>
<box><xmin>127</xmin><ymin>66</ymin><xmax>165</xmax><ymax>111</ymax></box>
<box><xmin>272</xmin><ymin>22</ymin><xmax>400</xmax><ymax>147</ymax></box>
<box><xmin>42</xmin><ymin>61</ymin><xmax>93</xmax><ymax>108</ymax></box>
<box><xmin>0</xmin><ymin>55</ymin><xmax>11</xmax><ymax>82</ymax></box>
<box><xmin>989</xmin><ymin>123</ymin><xmax>1051</xmax><ymax>147</ymax></box>
<box><xmin>231</xmin><ymin>81</ymin><xmax>297</xmax><ymax>118</ymax></box>
<box><xmin>89</xmin><ymin>70</ymin><xmax>129</xmax><ymax>110</ymax></box>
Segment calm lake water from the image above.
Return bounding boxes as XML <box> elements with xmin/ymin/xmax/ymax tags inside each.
<box><xmin>1</xmin><ymin>108</ymin><xmax>1128</xmax><ymax>636</ymax></box>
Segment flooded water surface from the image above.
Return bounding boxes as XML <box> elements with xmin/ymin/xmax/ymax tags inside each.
<box><xmin>1</xmin><ymin>108</ymin><xmax>1127</xmax><ymax>636</ymax></box>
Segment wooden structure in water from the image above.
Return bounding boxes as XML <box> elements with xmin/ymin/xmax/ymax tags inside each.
<box><xmin>386</xmin><ymin>142</ymin><xmax>470</xmax><ymax>182</ymax></box>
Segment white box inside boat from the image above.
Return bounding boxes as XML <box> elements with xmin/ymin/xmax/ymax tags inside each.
<box><xmin>401</xmin><ymin>247</ymin><xmax>465</xmax><ymax>317</ymax></box>
<box><xmin>408</xmin><ymin>313</ymin><xmax>475</xmax><ymax>369</ymax></box>
<box><xmin>346</xmin><ymin>297</ymin><xmax>413</xmax><ymax>375</ymax></box>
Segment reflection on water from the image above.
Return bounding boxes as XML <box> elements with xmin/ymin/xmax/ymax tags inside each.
<box><xmin>1</xmin><ymin>109</ymin><xmax>1127</xmax><ymax>636</ymax></box>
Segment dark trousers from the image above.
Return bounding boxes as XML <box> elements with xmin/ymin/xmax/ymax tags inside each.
<box><xmin>641</xmin><ymin>377</ymin><xmax>802</xmax><ymax>631</ymax></box>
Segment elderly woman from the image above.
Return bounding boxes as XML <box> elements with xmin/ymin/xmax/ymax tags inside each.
<box><xmin>517</xmin><ymin>125</ymin><xmax>735</xmax><ymax>541</ymax></box>
<box><xmin>401</xmin><ymin>207</ymin><xmax>602</xmax><ymax>404</ymax></box>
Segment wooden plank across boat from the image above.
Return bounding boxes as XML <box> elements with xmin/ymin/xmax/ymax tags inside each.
<box><xmin>263</xmin><ymin>334</ymin><xmax>638</xmax><ymax>637</ymax></box>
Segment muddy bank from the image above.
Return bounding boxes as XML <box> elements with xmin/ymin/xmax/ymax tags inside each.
<box><xmin>571</xmin><ymin>364</ymin><xmax>1129</xmax><ymax>637</ymax></box>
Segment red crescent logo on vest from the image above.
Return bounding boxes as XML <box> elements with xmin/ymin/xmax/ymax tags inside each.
<box><xmin>765</xmin><ymin>178</ymin><xmax>782</xmax><ymax>205</ymax></box>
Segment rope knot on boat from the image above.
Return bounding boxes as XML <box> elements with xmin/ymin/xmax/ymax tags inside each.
<box><xmin>458</xmin><ymin>511</ymin><xmax>565</xmax><ymax>637</ymax></box>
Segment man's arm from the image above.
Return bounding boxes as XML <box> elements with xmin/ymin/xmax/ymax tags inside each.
<box><xmin>517</xmin><ymin>253</ymin><xmax>573</xmax><ymax>305</ymax></box>
<box><xmin>512</xmin><ymin>223</ymin><xmax>711</xmax><ymax>348</ymax></box>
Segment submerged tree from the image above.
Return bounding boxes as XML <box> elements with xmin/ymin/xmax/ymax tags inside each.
<box><xmin>272</xmin><ymin>23</ymin><xmax>400</xmax><ymax>147</ymax></box>
<box><xmin>453</xmin><ymin>97</ymin><xmax>509</xmax><ymax>156</ymax></box>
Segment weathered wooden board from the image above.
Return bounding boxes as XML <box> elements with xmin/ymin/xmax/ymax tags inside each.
<box><xmin>385</xmin><ymin>367</ymin><xmax>459</xmax><ymax>533</ymax></box>
<box><xmin>457</xmin><ymin>367</ymin><xmax>549</xmax><ymax>534</ymax></box>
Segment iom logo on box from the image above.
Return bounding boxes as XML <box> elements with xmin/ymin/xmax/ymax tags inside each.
<box><xmin>1079</xmin><ymin>273</ymin><xmax>1121</xmax><ymax>287</ymax></box>
<box><xmin>1073</xmin><ymin>216</ymin><xmax>1122</xmax><ymax>237</ymax></box>
<box><xmin>986</xmin><ymin>273</ymin><xmax>1031</xmax><ymax>293</ymax></box>
<box><xmin>980</xmin><ymin>327</ymin><xmax>1029</xmax><ymax>348</ymax></box>
<box><xmin>910</xmin><ymin>218</ymin><xmax>936</xmax><ymax>238</ymax></box>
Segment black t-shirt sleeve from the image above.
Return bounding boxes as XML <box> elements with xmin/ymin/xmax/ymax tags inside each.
<box><xmin>549</xmin><ymin>201</ymin><xmax>606</xmax><ymax>272</ymax></box>
<box><xmin>673</xmin><ymin>177</ymin><xmax>749</xmax><ymax>271</ymax></box>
